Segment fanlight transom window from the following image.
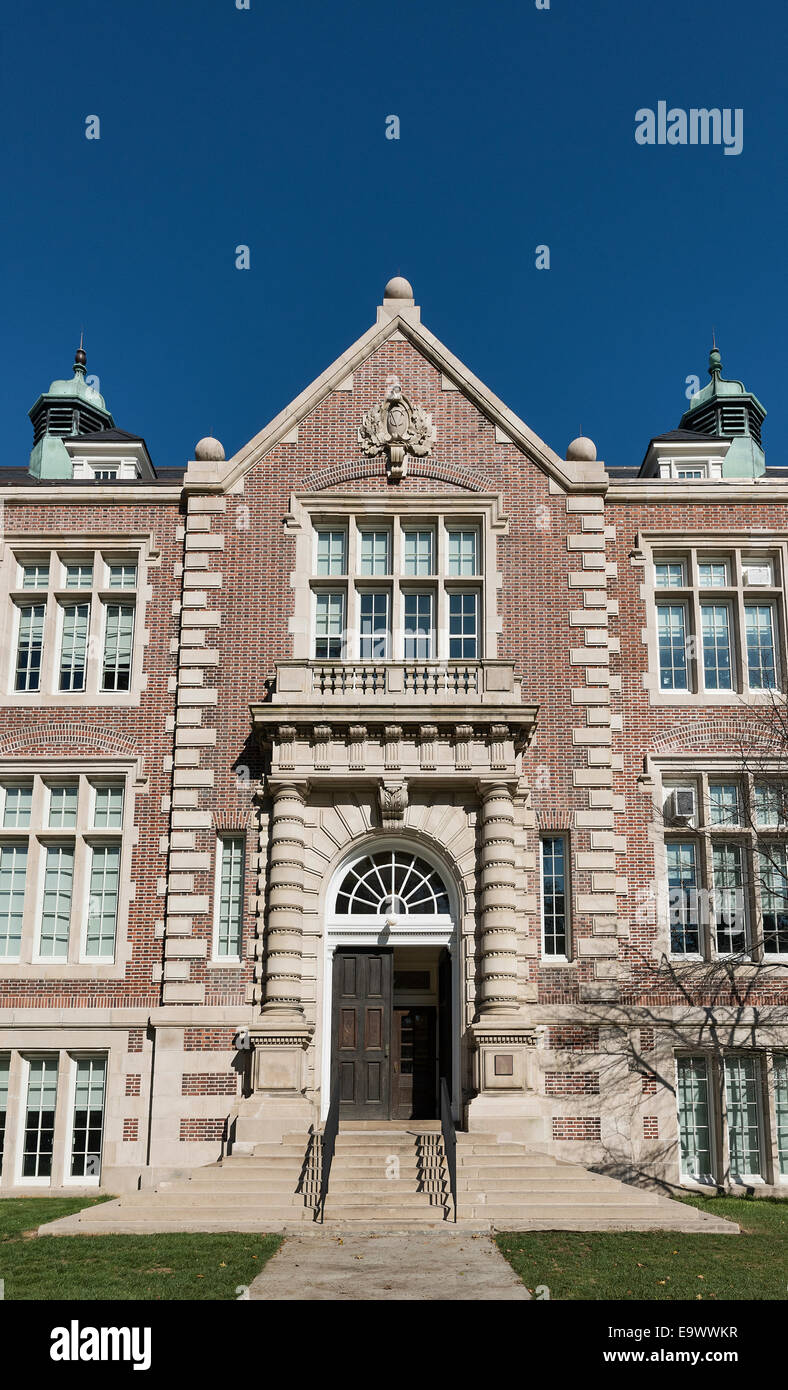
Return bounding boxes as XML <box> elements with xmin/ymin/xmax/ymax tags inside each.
<box><xmin>335</xmin><ymin>851</ymin><xmax>451</xmax><ymax>917</ymax></box>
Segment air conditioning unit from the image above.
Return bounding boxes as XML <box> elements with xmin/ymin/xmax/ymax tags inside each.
<box><xmin>743</xmin><ymin>565</ymin><xmax>771</xmax><ymax>587</ymax></box>
<box><xmin>667</xmin><ymin>788</ymin><xmax>696</xmax><ymax>824</ymax></box>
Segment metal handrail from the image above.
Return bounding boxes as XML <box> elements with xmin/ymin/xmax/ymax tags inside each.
<box><xmin>317</xmin><ymin>1079</ymin><xmax>340</xmax><ymax>1222</ymax></box>
<box><xmin>440</xmin><ymin>1076</ymin><xmax>457</xmax><ymax>1222</ymax></box>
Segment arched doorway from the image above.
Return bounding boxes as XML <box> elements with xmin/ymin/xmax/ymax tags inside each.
<box><xmin>321</xmin><ymin>842</ymin><xmax>459</xmax><ymax>1122</ymax></box>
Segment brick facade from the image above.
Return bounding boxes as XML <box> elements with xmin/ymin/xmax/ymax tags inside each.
<box><xmin>1</xmin><ymin>280</ymin><xmax>786</xmax><ymax>1197</ymax></box>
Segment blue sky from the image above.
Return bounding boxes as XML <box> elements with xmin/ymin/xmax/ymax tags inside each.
<box><xmin>1</xmin><ymin>0</ymin><xmax>786</xmax><ymax>471</ymax></box>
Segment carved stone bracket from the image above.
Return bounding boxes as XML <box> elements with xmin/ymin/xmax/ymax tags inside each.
<box><xmin>358</xmin><ymin>375</ymin><xmax>437</xmax><ymax>483</ymax></box>
<box><xmin>378</xmin><ymin>779</ymin><xmax>409</xmax><ymax>831</ymax></box>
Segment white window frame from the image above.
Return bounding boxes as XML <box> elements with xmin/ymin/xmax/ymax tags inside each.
<box><xmin>212</xmin><ymin>834</ymin><xmax>246</xmax><ymax>963</ymax></box>
<box><xmin>63</xmin><ymin>1052</ymin><xmax>107</xmax><ymax>1187</ymax></box>
<box><xmin>539</xmin><ymin>833</ymin><xmax>572</xmax><ymax>963</ymax></box>
<box><xmin>16</xmin><ymin>1054</ymin><xmax>60</xmax><ymax>1187</ymax></box>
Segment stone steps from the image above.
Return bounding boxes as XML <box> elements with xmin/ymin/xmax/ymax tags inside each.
<box><xmin>38</xmin><ymin>1128</ymin><xmax>740</xmax><ymax>1237</ymax></box>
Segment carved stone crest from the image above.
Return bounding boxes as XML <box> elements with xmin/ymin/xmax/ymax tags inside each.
<box><xmin>358</xmin><ymin>375</ymin><xmax>436</xmax><ymax>482</ymax></box>
<box><xmin>378</xmin><ymin>780</ymin><xmax>409</xmax><ymax>831</ymax></box>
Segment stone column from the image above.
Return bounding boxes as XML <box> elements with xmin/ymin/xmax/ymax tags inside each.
<box><xmin>261</xmin><ymin>781</ymin><xmax>307</xmax><ymax>1018</ymax></box>
<box><xmin>239</xmin><ymin>778</ymin><xmax>313</xmax><ymax>1150</ymax></box>
<box><xmin>467</xmin><ymin>779</ymin><xmax>547</xmax><ymax>1145</ymax></box>
<box><xmin>478</xmin><ymin>782</ymin><xmax>520</xmax><ymax>1015</ymax></box>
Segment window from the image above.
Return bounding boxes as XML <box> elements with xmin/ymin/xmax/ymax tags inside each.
<box><xmin>724</xmin><ymin>1056</ymin><xmax>764</xmax><ymax>1181</ymax></box>
<box><xmin>662</xmin><ymin>770</ymin><xmax>788</xmax><ymax>960</ymax></box>
<box><xmin>677</xmin><ymin>1056</ymin><xmax>714</xmax><ymax>1184</ymax></box>
<box><xmin>215</xmin><ymin>837</ymin><xmax>245</xmax><ymax>958</ymax></box>
<box><xmin>655</xmin><ymin>561</ymin><xmax>686</xmax><ymax>588</ymax></box>
<box><xmin>21</xmin><ymin>563</ymin><xmax>49</xmax><ymax>589</ymax></box>
<box><xmin>314</xmin><ymin>591</ymin><xmax>345</xmax><ymax>660</ymax></box>
<box><xmin>0</xmin><ymin>772</ymin><xmax>128</xmax><ymax>965</ymax></box>
<box><xmin>15</xmin><ymin>603</ymin><xmax>45</xmax><ymax>691</ymax></box>
<box><xmin>65</xmin><ymin>562</ymin><xmax>93</xmax><ymax>589</ymax></box>
<box><xmin>22</xmin><ymin>1058</ymin><xmax>58</xmax><ymax>1179</ymax></box>
<box><xmin>0</xmin><ymin>1053</ymin><xmax>8</xmax><ymax>1176</ymax></box>
<box><xmin>0</xmin><ymin>845</ymin><xmax>27</xmax><ymax>957</ymax></box>
<box><xmin>649</xmin><ymin>545</ymin><xmax>783</xmax><ymax>698</ymax></box>
<box><xmin>316</xmin><ymin>529</ymin><xmax>347</xmax><ymax>576</ymax></box>
<box><xmin>7</xmin><ymin>547</ymin><xmax>143</xmax><ymax>698</ymax></box>
<box><xmin>359</xmin><ymin>530</ymin><xmax>390</xmax><ymax>576</ymax></box>
<box><xmin>775</xmin><ymin>1055</ymin><xmax>788</xmax><ymax>1178</ymax></box>
<box><xmin>657</xmin><ymin>604</ymin><xmax>688</xmax><ymax>689</ymax></box>
<box><xmin>38</xmin><ymin>845</ymin><xmax>74</xmax><ymax>960</ymax></box>
<box><xmin>700</xmin><ymin>604</ymin><xmax>733</xmax><ymax>689</ymax></box>
<box><xmin>306</xmin><ymin>510</ymin><xmax>489</xmax><ymax>662</ymax></box>
<box><xmin>449</xmin><ymin>592</ymin><xmax>478</xmax><ymax>659</ymax></box>
<box><xmin>334</xmin><ymin>851</ymin><xmax>450</xmax><ymax>916</ymax></box>
<box><xmin>2</xmin><ymin>783</ymin><xmax>32</xmax><ymax>828</ymax></box>
<box><xmin>667</xmin><ymin>841</ymin><xmax>700</xmax><ymax>955</ymax></box>
<box><xmin>92</xmin><ymin>784</ymin><xmax>124</xmax><ymax>828</ymax></box>
<box><xmin>745</xmin><ymin>605</ymin><xmax>777</xmax><ymax>688</ymax></box>
<box><xmin>403</xmin><ymin>529</ymin><xmax>434</xmax><ymax>576</ymax></box>
<box><xmin>541</xmin><ymin>836</ymin><xmax>569</xmax><ymax>958</ymax></box>
<box><xmin>359</xmin><ymin>592</ymin><xmax>389</xmax><ymax>659</ymax></box>
<box><xmin>69</xmin><ymin>1056</ymin><xmax>106</xmax><ymax>1180</ymax></box>
<box><xmin>85</xmin><ymin>845</ymin><xmax>120</xmax><ymax>958</ymax></box>
<box><xmin>108</xmin><ymin>562</ymin><xmax>137</xmax><ymax>588</ymax></box>
<box><xmin>403</xmin><ymin>592</ymin><xmax>433</xmax><ymax>659</ymax></box>
<box><xmin>759</xmin><ymin>845</ymin><xmax>788</xmax><ymax>955</ymax></box>
<box><xmin>102</xmin><ymin>604</ymin><xmax>134</xmax><ymax>691</ymax></box>
<box><xmin>447</xmin><ymin>529</ymin><xmax>478</xmax><ymax>576</ymax></box>
<box><xmin>48</xmin><ymin>784</ymin><xmax>78</xmax><ymax>828</ymax></box>
<box><xmin>713</xmin><ymin>842</ymin><xmax>748</xmax><ymax>955</ymax></box>
<box><xmin>699</xmin><ymin>561</ymin><xmax>730</xmax><ymax>587</ymax></box>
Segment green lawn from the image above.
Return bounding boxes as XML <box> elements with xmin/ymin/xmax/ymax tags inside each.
<box><xmin>0</xmin><ymin>1198</ymin><xmax>282</xmax><ymax>1300</ymax></box>
<box><xmin>496</xmin><ymin>1196</ymin><xmax>788</xmax><ymax>1301</ymax></box>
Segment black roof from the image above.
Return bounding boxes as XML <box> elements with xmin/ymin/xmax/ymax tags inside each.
<box><xmin>647</xmin><ymin>429</ymin><xmax>732</xmax><ymax>445</ymax></box>
<box><xmin>0</xmin><ymin>467</ymin><xmax>185</xmax><ymax>487</ymax></box>
<box><xmin>63</xmin><ymin>428</ymin><xmax>147</xmax><ymax>445</ymax></box>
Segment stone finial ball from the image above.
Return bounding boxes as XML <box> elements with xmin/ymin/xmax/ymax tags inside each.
<box><xmin>384</xmin><ymin>276</ymin><xmax>414</xmax><ymax>300</ymax></box>
<box><xmin>194</xmin><ymin>436</ymin><xmax>225</xmax><ymax>462</ymax></box>
<box><xmin>565</xmin><ymin>435</ymin><xmax>597</xmax><ymax>462</ymax></box>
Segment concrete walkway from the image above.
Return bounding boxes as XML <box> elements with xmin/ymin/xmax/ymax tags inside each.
<box><xmin>249</xmin><ymin>1230</ymin><xmax>531</xmax><ymax>1300</ymax></box>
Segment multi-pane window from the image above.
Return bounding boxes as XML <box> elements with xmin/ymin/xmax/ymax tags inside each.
<box><xmin>724</xmin><ymin>1056</ymin><xmax>764</xmax><ymax>1181</ymax></box>
<box><xmin>0</xmin><ymin>845</ymin><xmax>27</xmax><ymax>957</ymax></box>
<box><xmin>314</xmin><ymin>592</ymin><xmax>345</xmax><ymax>659</ymax></box>
<box><xmin>216</xmin><ymin>836</ymin><xmax>244</xmax><ymax>958</ymax></box>
<box><xmin>86</xmin><ymin>846</ymin><xmax>120</xmax><ymax>958</ymax></box>
<box><xmin>701</xmin><ymin>604</ymin><xmax>732</xmax><ymax>689</ymax></box>
<box><xmin>663</xmin><ymin>772</ymin><xmax>788</xmax><ymax>959</ymax></box>
<box><xmin>713</xmin><ymin>842</ymin><xmax>748</xmax><ymax>955</ymax></box>
<box><xmin>70</xmin><ymin>1056</ymin><xmax>106</xmax><ymax>1180</ymax></box>
<box><xmin>316</xmin><ymin>529</ymin><xmax>347</xmax><ymax>576</ymax></box>
<box><xmin>65</xmin><ymin>562</ymin><xmax>93</xmax><ymax>589</ymax></box>
<box><xmin>656</xmin><ymin>604</ymin><xmax>688</xmax><ymax>689</ymax></box>
<box><xmin>746</xmin><ymin>605</ymin><xmax>777</xmax><ymax>688</ymax></box>
<box><xmin>775</xmin><ymin>1054</ymin><xmax>788</xmax><ymax>1178</ymax></box>
<box><xmin>677</xmin><ymin>1056</ymin><xmax>714</xmax><ymax>1183</ymax></box>
<box><xmin>310</xmin><ymin>514</ymin><xmax>486</xmax><ymax>661</ymax></box>
<box><xmin>102</xmin><ymin>604</ymin><xmax>134</xmax><ymax>691</ymax></box>
<box><xmin>0</xmin><ymin>774</ymin><xmax>126</xmax><ymax>964</ymax></box>
<box><xmin>9</xmin><ymin>550</ymin><xmax>141</xmax><ymax>697</ymax></box>
<box><xmin>448</xmin><ymin>592</ymin><xmax>478</xmax><ymax>659</ymax></box>
<box><xmin>759</xmin><ymin>845</ymin><xmax>788</xmax><ymax>955</ymax></box>
<box><xmin>108</xmin><ymin>562</ymin><xmax>137</xmax><ymax>588</ymax></box>
<box><xmin>359</xmin><ymin>592</ymin><xmax>389</xmax><ymax>659</ymax></box>
<box><xmin>403</xmin><ymin>529</ymin><xmax>434</xmax><ymax>576</ymax></box>
<box><xmin>666</xmin><ymin>841</ymin><xmax>700</xmax><ymax>955</ymax></box>
<box><xmin>541</xmin><ymin>836</ymin><xmax>569</xmax><ymax>958</ymax></box>
<box><xmin>15</xmin><ymin>603</ymin><xmax>45</xmax><ymax>691</ymax></box>
<box><xmin>0</xmin><ymin>1053</ymin><xmax>8</xmax><ymax>1175</ymax></box>
<box><xmin>651</xmin><ymin>547</ymin><xmax>783</xmax><ymax>696</ymax></box>
<box><xmin>359</xmin><ymin>530</ymin><xmax>391</xmax><ymax>576</ymax></box>
<box><xmin>38</xmin><ymin>845</ymin><xmax>75</xmax><ymax>960</ymax></box>
<box><xmin>403</xmin><ymin>592</ymin><xmax>433</xmax><ymax>659</ymax></box>
<box><xmin>22</xmin><ymin>1058</ymin><xmax>58</xmax><ymax>1179</ymax></box>
<box><xmin>59</xmin><ymin>602</ymin><xmax>90</xmax><ymax>691</ymax></box>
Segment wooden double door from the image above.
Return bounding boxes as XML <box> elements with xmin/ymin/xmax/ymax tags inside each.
<box><xmin>331</xmin><ymin>948</ymin><xmax>443</xmax><ymax>1120</ymax></box>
